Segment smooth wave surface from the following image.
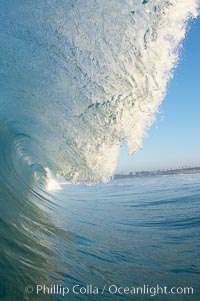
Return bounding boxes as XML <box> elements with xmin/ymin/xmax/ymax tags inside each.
<box><xmin>1</xmin><ymin>174</ymin><xmax>200</xmax><ymax>300</ymax></box>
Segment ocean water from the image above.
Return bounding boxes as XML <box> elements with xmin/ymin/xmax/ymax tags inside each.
<box><xmin>0</xmin><ymin>0</ymin><xmax>198</xmax><ymax>183</ymax></box>
<box><xmin>1</xmin><ymin>173</ymin><xmax>200</xmax><ymax>300</ymax></box>
<box><xmin>0</xmin><ymin>1</ymin><xmax>199</xmax><ymax>300</ymax></box>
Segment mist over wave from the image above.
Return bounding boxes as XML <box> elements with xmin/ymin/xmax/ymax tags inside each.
<box><xmin>0</xmin><ymin>0</ymin><xmax>199</xmax><ymax>184</ymax></box>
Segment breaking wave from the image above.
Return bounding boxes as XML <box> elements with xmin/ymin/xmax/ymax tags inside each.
<box><xmin>0</xmin><ymin>2</ymin><xmax>199</xmax><ymax>300</ymax></box>
<box><xmin>0</xmin><ymin>0</ymin><xmax>199</xmax><ymax>185</ymax></box>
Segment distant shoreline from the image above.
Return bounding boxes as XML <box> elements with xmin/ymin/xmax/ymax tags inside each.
<box><xmin>114</xmin><ymin>167</ymin><xmax>200</xmax><ymax>180</ymax></box>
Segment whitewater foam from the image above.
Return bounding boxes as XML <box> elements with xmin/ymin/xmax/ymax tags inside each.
<box><xmin>44</xmin><ymin>168</ymin><xmax>62</xmax><ymax>191</ymax></box>
<box><xmin>0</xmin><ymin>0</ymin><xmax>199</xmax><ymax>183</ymax></box>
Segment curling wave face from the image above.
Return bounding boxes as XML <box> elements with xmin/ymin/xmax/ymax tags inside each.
<box><xmin>0</xmin><ymin>2</ymin><xmax>199</xmax><ymax>300</ymax></box>
<box><xmin>0</xmin><ymin>0</ymin><xmax>199</xmax><ymax>184</ymax></box>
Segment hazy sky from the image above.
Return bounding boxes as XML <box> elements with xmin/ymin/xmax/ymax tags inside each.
<box><xmin>117</xmin><ymin>17</ymin><xmax>200</xmax><ymax>173</ymax></box>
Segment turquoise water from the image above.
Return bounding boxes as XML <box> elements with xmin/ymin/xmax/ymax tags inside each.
<box><xmin>1</xmin><ymin>173</ymin><xmax>199</xmax><ymax>300</ymax></box>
